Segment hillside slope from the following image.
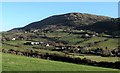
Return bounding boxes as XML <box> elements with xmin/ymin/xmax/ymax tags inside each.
<box><xmin>76</xmin><ymin>18</ymin><xmax>119</xmax><ymax>35</ymax></box>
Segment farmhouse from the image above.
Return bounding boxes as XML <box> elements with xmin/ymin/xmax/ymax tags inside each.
<box><xmin>46</xmin><ymin>44</ymin><xmax>50</xmax><ymax>47</ymax></box>
<box><xmin>80</xmin><ymin>30</ymin><xmax>84</xmax><ymax>32</ymax></box>
<box><xmin>53</xmin><ymin>45</ymin><xmax>73</xmax><ymax>51</ymax></box>
<box><xmin>24</xmin><ymin>42</ymin><xmax>40</xmax><ymax>45</ymax></box>
<box><xmin>92</xmin><ymin>34</ymin><xmax>96</xmax><ymax>37</ymax></box>
<box><xmin>24</xmin><ymin>41</ymin><xmax>50</xmax><ymax>47</ymax></box>
<box><xmin>12</xmin><ymin>38</ymin><xmax>16</xmax><ymax>41</ymax></box>
<box><xmin>31</xmin><ymin>42</ymin><xmax>40</xmax><ymax>45</ymax></box>
<box><xmin>81</xmin><ymin>34</ymin><xmax>91</xmax><ymax>38</ymax></box>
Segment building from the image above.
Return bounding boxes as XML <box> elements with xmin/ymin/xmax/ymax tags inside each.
<box><xmin>46</xmin><ymin>44</ymin><xmax>50</xmax><ymax>47</ymax></box>
<box><xmin>12</xmin><ymin>38</ymin><xmax>16</xmax><ymax>41</ymax></box>
<box><xmin>31</xmin><ymin>42</ymin><xmax>40</xmax><ymax>45</ymax></box>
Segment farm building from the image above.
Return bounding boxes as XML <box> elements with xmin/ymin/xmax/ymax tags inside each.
<box><xmin>24</xmin><ymin>42</ymin><xmax>40</xmax><ymax>45</ymax></box>
<box><xmin>24</xmin><ymin>41</ymin><xmax>50</xmax><ymax>46</ymax></box>
<box><xmin>31</xmin><ymin>42</ymin><xmax>40</xmax><ymax>45</ymax></box>
<box><xmin>12</xmin><ymin>38</ymin><xmax>16</xmax><ymax>41</ymax></box>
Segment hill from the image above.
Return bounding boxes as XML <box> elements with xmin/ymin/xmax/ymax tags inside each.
<box><xmin>10</xmin><ymin>12</ymin><xmax>119</xmax><ymax>35</ymax></box>
<box><xmin>21</xmin><ymin>12</ymin><xmax>110</xmax><ymax>29</ymax></box>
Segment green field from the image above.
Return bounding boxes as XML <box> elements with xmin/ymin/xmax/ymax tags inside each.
<box><xmin>96</xmin><ymin>39</ymin><xmax>118</xmax><ymax>49</ymax></box>
<box><xmin>3</xmin><ymin>31</ymin><xmax>119</xmax><ymax>49</ymax></box>
<box><xmin>76</xmin><ymin>55</ymin><xmax>119</xmax><ymax>62</ymax></box>
<box><xmin>2</xmin><ymin>39</ymin><xmax>119</xmax><ymax>63</ymax></box>
<box><xmin>2</xmin><ymin>53</ymin><xmax>118</xmax><ymax>71</ymax></box>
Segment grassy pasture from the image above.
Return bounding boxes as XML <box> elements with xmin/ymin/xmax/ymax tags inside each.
<box><xmin>2</xmin><ymin>38</ymin><xmax>119</xmax><ymax>63</ymax></box>
<box><xmin>75</xmin><ymin>55</ymin><xmax>119</xmax><ymax>62</ymax></box>
<box><xmin>96</xmin><ymin>39</ymin><xmax>118</xmax><ymax>49</ymax></box>
<box><xmin>2</xmin><ymin>53</ymin><xmax>118</xmax><ymax>71</ymax></box>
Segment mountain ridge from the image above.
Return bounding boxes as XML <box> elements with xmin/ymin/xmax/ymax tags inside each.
<box><xmin>10</xmin><ymin>12</ymin><xmax>119</xmax><ymax>35</ymax></box>
<box><xmin>10</xmin><ymin>12</ymin><xmax>111</xmax><ymax>30</ymax></box>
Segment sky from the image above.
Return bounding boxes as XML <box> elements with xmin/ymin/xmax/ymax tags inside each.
<box><xmin>1</xmin><ymin>2</ymin><xmax>118</xmax><ymax>31</ymax></box>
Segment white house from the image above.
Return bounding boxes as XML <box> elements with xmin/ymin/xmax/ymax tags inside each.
<box><xmin>46</xmin><ymin>44</ymin><xmax>50</xmax><ymax>47</ymax></box>
<box><xmin>80</xmin><ymin>30</ymin><xmax>84</xmax><ymax>32</ymax></box>
<box><xmin>31</xmin><ymin>42</ymin><xmax>39</xmax><ymax>45</ymax></box>
<box><xmin>92</xmin><ymin>34</ymin><xmax>96</xmax><ymax>37</ymax></box>
<box><xmin>12</xmin><ymin>38</ymin><xmax>16</xmax><ymax>41</ymax></box>
<box><xmin>95</xmin><ymin>33</ymin><xmax>99</xmax><ymax>36</ymax></box>
<box><xmin>85</xmin><ymin>34</ymin><xmax>89</xmax><ymax>37</ymax></box>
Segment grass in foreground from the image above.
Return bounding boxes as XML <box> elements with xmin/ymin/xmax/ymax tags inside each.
<box><xmin>2</xmin><ymin>53</ymin><xmax>118</xmax><ymax>71</ymax></box>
